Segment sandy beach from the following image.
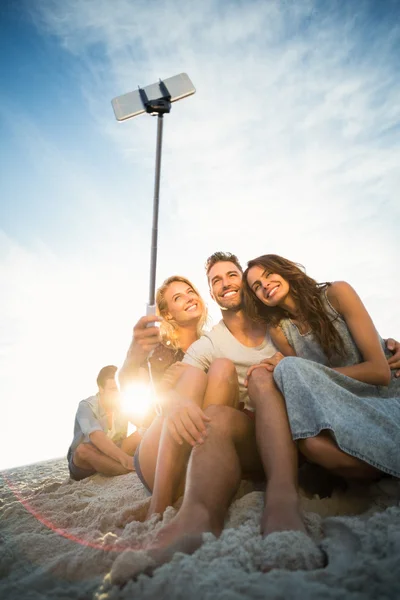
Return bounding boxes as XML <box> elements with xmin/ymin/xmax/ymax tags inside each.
<box><xmin>1</xmin><ymin>457</ymin><xmax>400</xmax><ymax>599</ymax></box>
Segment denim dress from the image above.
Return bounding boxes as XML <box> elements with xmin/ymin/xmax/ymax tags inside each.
<box><xmin>273</xmin><ymin>290</ymin><xmax>400</xmax><ymax>478</ymax></box>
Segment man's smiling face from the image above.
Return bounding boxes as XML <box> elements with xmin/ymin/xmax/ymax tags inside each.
<box><xmin>208</xmin><ymin>261</ymin><xmax>243</xmax><ymax>311</ymax></box>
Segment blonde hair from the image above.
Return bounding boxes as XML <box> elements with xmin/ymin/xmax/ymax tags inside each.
<box><xmin>156</xmin><ymin>276</ymin><xmax>208</xmax><ymax>350</ymax></box>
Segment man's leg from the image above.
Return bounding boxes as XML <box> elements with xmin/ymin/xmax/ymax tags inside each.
<box><xmin>146</xmin><ymin>360</ymin><xmax>240</xmax><ymax>518</ymax></box>
<box><xmin>144</xmin><ymin>404</ymin><xmax>261</xmax><ymax>565</ymax></box>
<box><xmin>247</xmin><ymin>368</ymin><xmax>306</xmax><ymax>536</ymax></box>
<box><xmin>73</xmin><ymin>443</ymin><xmax>131</xmax><ymax>476</ymax></box>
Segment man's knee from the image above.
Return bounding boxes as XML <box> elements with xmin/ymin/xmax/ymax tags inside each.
<box><xmin>247</xmin><ymin>367</ymin><xmax>276</xmax><ymax>400</ymax></box>
<box><xmin>208</xmin><ymin>358</ymin><xmax>237</xmax><ymax>383</ymax></box>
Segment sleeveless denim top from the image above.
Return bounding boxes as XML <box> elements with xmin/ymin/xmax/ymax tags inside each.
<box><xmin>279</xmin><ymin>287</ymin><xmax>387</xmax><ymax>368</ymax></box>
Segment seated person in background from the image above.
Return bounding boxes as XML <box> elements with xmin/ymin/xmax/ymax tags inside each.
<box><xmin>67</xmin><ymin>365</ymin><xmax>139</xmax><ymax>480</ymax></box>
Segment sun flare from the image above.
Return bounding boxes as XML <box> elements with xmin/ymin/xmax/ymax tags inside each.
<box><xmin>120</xmin><ymin>382</ymin><xmax>155</xmax><ymax>419</ymax></box>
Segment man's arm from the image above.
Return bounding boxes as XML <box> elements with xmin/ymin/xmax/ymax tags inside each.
<box><xmin>89</xmin><ymin>431</ymin><xmax>134</xmax><ymax>471</ymax></box>
<box><xmin>118</xmin><ymin>315</ymin><xmax>162</xmax><ymax>390</ymax></box>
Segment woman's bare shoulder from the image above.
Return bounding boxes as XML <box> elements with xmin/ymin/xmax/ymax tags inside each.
<box><xmin>268</xmin><ymin>324</ymin><xmax>296</xmax><ymax>356</ymax></box>
<box><xmin>326</xmin><ymin>281</ymin><xmax>360</xmax><ymax>314</ymax></box>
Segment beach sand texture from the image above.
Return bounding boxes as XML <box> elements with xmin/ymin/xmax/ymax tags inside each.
<box><xmin>1</xmin><ymin>457</ymin><xmax>400</xmax><ymax>599</ymax></box>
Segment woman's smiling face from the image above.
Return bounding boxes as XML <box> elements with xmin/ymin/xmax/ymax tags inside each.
<box><xmin>246</xmin><ymin>265</ymin><xmax>290</xmax><ymax>307</ymax></box>
<box><xmin>163</xmin><ymin>280</ymin><xmax>204</xmax><ymax>324</ymax></box>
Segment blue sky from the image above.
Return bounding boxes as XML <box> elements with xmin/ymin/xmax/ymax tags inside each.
<box><xmin>1</xmin><ymin>0</ymin><xmax>399</xmax><ymax>470</ymax></box>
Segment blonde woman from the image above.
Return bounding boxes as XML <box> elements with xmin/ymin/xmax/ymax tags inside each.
<box><xmin>119</xmin><ymin>276</ymin><xmax>239</xmax><ymax>518</ymax></box>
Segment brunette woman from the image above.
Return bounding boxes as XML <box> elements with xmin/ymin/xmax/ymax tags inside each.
<box><xmin>243</xmin><ymin>255</ymin><xmax>400</xmax><ymax>481</ymax></box>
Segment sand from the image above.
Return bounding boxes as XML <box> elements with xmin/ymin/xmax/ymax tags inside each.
<box><xmin>1</xmin><ymin>457</ymin><xmax>400</xmax><ymax>599</ymax></box>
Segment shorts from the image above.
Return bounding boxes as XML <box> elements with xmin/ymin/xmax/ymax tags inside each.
<box><xmin>67</xmin><ymin>447</ymin><xmax>96</xmax><ymax>481</ymax></box>
<box><xmin>238</xmin><ymin>402</ymin><xmax>255</xmax><ymax>420</ymax></box>
<box><xmin>134</xmin><ymin>443</ymin><xmax>152</xmax><ymax>496</ymax></box>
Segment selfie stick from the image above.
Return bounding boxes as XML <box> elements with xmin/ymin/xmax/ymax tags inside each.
<box><xmin>111</xmin><ymin>74</ymin><xmax>195</xmax><ymax>319</ymax></box>
<box><xmin>138</xmin><ymin>82</ymin><xmax>171</xmax><ymax>319</ymax></box>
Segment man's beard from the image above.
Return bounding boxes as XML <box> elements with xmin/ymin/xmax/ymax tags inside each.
<box><xmin>217</xmin><ymin>296</ymin><xmax>243</xmax><ymax>312</ymax></box>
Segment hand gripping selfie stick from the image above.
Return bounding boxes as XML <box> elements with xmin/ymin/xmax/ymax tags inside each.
<box><xmin>111</xmin><ymin>73</ymin><xmax>196</xmax><ymax>320</ymax></box>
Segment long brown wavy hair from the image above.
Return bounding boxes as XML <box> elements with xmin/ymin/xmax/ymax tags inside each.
<box><xmin>156</xmin><ymin>275</ymin><xmax>208</xmax><ymax>350</ymax></box>
<box><xmin>242</xmin><ymin>254</ymin><xmax>345</xmax><ymax>362</ymax></box>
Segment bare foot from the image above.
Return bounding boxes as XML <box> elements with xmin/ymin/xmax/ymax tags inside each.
<box><xmin>261</xmin><ymin>496</ymin><xmax>307</xmax><ymax>537</ymax></box>
<box><xmin>110</xmin><ymin>530</ymin><xmax>205</xmax><ymax>585</ymax></box>
<box><xmin>144</xmin><ymin>531</ymin><xmax>205</xmax><ymax>575</ymax></box>
<box><xmin>152</xmin><ymin>503</ymin><xmax>217</xmax><ymax>547</ymax></box>
<box><xmin>145</xmin><ymin>501</ymin><xmax>167</xmax><ymax>521</ymax></box>
<box><xmin>134</xmin><ymin>505</ymin><xmax>220</xmax><ymax>578</ymax></box>
<box><xmin>145</xmin><ymin>491</ymin><xmax>183</xmax><ymax>521</ymax></box>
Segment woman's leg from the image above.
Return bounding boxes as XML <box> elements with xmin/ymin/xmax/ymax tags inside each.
<box><xmin>145</xmin><ymin>367</ymin><xmax>208</xmax><ymax>518</ymax></box>
<box><xmin>146</xmin><ymin>360</ymin><xmax>240</xmax><ymax>518</ymax></box>
<box><xmin>135</xmin><ymin>416</ymin><xmax>165</xmax><ymax>494</ymax></box>
<box><xmin>298</xmin><ymin>432</ymin><xmax>382</xmax><ymax>480</ymax></box>
<box><xmin>273</xmin><ymin>357</ymin><xmax>394</xmax><ymax>483</ymax></box>
<box><xmin>120</xmin><ymin>430</ymin><xmax>142</xmax><ymax>455</ymax></box>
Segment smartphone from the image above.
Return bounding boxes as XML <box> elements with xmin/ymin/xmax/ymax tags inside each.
<box><xmin>112</xmin><ymin>73</ymin><xmax>196</xmax><ymax>121</ymax></box>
